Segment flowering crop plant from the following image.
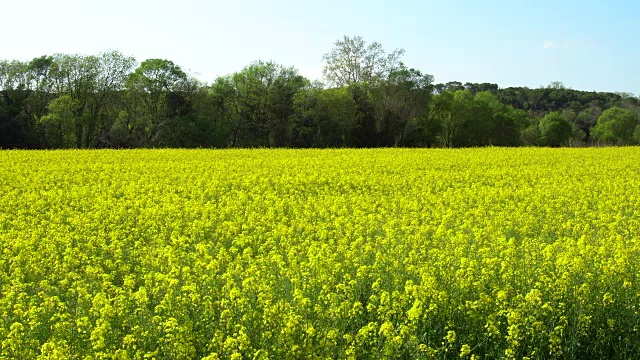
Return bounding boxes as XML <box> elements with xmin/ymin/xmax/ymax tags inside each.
<box><xmin>1</xmin><ymin>148</ymin><xmax>639</xmax><ymax>359</ymax></box>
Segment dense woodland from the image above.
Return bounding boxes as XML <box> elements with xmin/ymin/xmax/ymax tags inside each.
<box><xmin>2</xmin><ymin>36</ymin><xmax>639</xmax><ymax>149</ymax></box>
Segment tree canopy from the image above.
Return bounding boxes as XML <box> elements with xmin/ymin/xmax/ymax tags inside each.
<box><xmin>591</xmin><ymin>107</ymin><xmax>638</xmax><ymax>145</ymax></box>
<box><xmin>1</xmin><ymin>37</ymin><xmax>639</xmax><ymax>149</ymax></box>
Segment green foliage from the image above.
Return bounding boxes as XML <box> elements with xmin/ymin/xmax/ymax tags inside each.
<box><xmin>494</xmin><ymin>86</ymin><xmax>626</xmax><ymax>114</ymax></box>
<box><xmin>215</xmin><ymin>60</ymin><xmax>308</xmax><ymax>147</ymax></box>
<box><xmin>127</xmin><ymin>59</ymin><xmax>189</xmax><ymax>145</ymax></box>
<box><xmin>0</xmin><ymin>93</ymin><xmax>32</xmax><ymax>148</ymax></box>
<box><xmin>291</xmin><ymin>85</ymin><xmax>358</xmax><ymax>147</ymax></box>
<box><xmin>591</xmin><ymin>107</ymin><xmax>638</xmax><ymax>145</ymax></box>
<box><xmin>128</xmin><ymin>58</ymin><xmax>188</xmax><ymax>94</ymax></box>
<box><xmin>322</xmin><ymin>35</ymin><xmax>405</xmax><ymax>86</ymax></box>
<box><xmin>39</xmin><ymin>95</ymin><xmax>78</xmax><ymax>148</ymax></box>
<box><xmin>378</xmin><ymin>65</ymin><xmax>434</xmax><ymax>146</ymax></box>
<box><xmin>430</xmin><ymin>90</ymin><xmax>527</xmax><ymax>147</ymax></box>
<box><xmin>520</xmin><ymin>124</ymin><xmax>542</xmax><ymax>146</ymax></box>
<box><xmin>539</xmin><ymin>112</ymin><xmax>572</xmax><ymax>147</ymax></box>
<box><xmin>450</xmin><ymin>90</ymin><xmax>486</xmax><ymax>146</ymax></box>
<box><xmin>1</xmin><ymin>43</ymin><xmax>640</xmax><ymax>149</ymax></box>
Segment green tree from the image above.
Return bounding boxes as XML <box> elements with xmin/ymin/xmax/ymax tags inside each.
<box><xmin>39</xmin><ymin>95</ymin><xmax>77</xmax><ymax>148</ymax></box>
<box><xmin>538</xmin><ymin>112</ymin><xmax>572</xmax><ymax>147</ymax></box>
<box><xmin>378</xmin><ymin>65</ymin><xmax>434</xmax><ymax>146</ymax></box>
<box><xmin>430</xmin><ymin>91</ymin><xmax>454</xmax><ymax>147</ymax></box>
<box><xmin>469</xmin><ymin>91</ymin><xmax>498</xmax><ymax>146</ymax></box>
<box><xmin>436</xmin><ymin>81</ymin><xmax>465</xmax><ymax>93</ymax></box>
<box><xmin>0</xmin><ymin>60</ymin><xmax>29</xmax><ymax>90</ymax></box>
<box><xmin>265</xmin><ymin>64</ymin><xmax>308</xmax><ymax>146</ymax></box>
<box><xmin>212</xmin><ymin>61</ymin><xmax>307</xmax><ymax>147</ymax></box>
<box><xmin>0</xmin><ymin>93</ymin><xmax>30</xmax><ymax>148</ymax></box>
<box><xmin>44</xmin><ymin>52</ymin><xmax>135</xmax><ymax>148</ymax></box>
<box><xmin>348</xmin><ymin>83</ymin><xmax>378</xmax><ymax>147</ymax></box>
<box><xmin>591</xmin><ymin>107</ymin><xmax>637</xmax><ymax>145</ymax></box>
<box><xmin>126</xmin><ymin>58</ymin><xmax>188</xmax><ymax>145</ymax></box>
<box><xmin>0</xmin><ymin>59</ymin><xmax>44</xmax><ymax>148</ymax></box>
<box><xmin>90</xmin><ymin>51</ymin><xmax>137</xmax><ymax>147</ymax></box>
<box><xmin>210</xmin><ymin>75</ymin><xmax>241</xmax><ymax>147</ymax></box>
<box><xmin>464</xmin><ymin>82</ymin><xmax>498</xmax><ymax>95</ymax></box>
<box><xmin>475</xmin><ymin>91</ymin><xmax>528</xmax><ymax>146</ymax></box>
<box><xmin>322</xmin><ymin>35</ymin><xmax>404</xmax><ymax>87</ymax></box>
<box><xmin>432</xmin><ymin>90</ymin><xmax>485</xmax><ymax>147</ymax></box>
<box><xmin>24</xmin><ymin>56</ymin><xmax>55</xmax><ymax>125</ymax></box>
<box><xmin>520</xmin><ymin>123</ymin><xmax>542</xmax><ymax>146</ymax></box>
<box><xmin>48</xmin><ymin>53</ymin><xmax>101</xmax><ymax>147</ymax></box>
<box><xmin>291</xmin><ymin>84</ymin><xmax>358</xmax><ymax>147</ymax></box>
<box><xmin>155</xmin><ymin>77</ymin><xmax>217</xmax><ymax>148</ymax></box>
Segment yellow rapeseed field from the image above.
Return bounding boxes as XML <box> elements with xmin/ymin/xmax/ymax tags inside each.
<box><xmin>0</xmin><ymin>148</ymin><xmax>639</xmax><ymax>359</ymax></box>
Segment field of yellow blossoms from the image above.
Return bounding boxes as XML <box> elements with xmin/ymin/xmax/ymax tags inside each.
<box><xmin>1</xmin><ymin>148</ymin><xmax>639</xmax><ymax>359</ymax></box>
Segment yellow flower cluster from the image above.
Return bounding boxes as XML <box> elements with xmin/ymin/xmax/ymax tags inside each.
<box><xmin>0</xmin><ymin>148</ymin><xmax>639</xmax><ymax>359</ymax></box>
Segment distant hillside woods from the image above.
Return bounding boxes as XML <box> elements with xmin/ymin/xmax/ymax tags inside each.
<box><xmin>1</xmin><ymin>36</ymin><xmax>639</xmax><ymax>149</ymax></box>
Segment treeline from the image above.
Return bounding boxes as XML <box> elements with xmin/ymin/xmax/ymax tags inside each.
<box><xmin>1</xmin><ymin>36</ymin><xmax>639</xmax><ymax>149</ymax></box>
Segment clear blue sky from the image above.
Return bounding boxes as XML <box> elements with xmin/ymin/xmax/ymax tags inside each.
<box><xmin>3</xmin><ymin>0</ymin><xmax>639</xmax><ymax>94</ymax></box>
